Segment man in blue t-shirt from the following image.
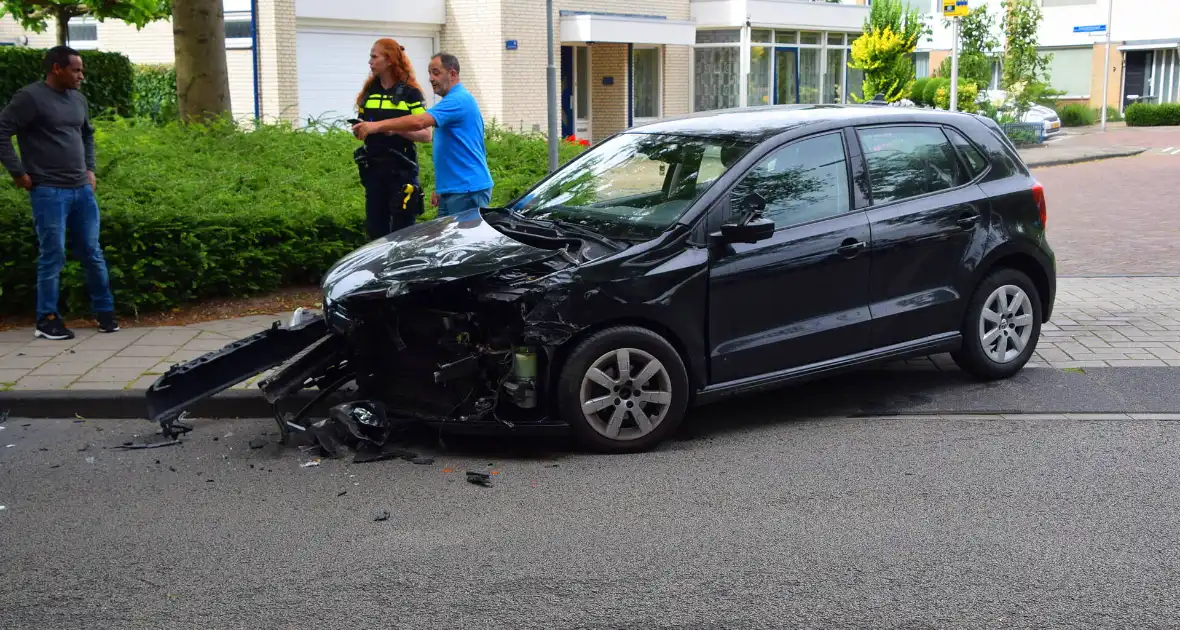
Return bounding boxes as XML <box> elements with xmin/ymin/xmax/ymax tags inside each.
<box><xmin>352</xmin><ymin>53</ymin><xmax>494</xmax><ymax>218</ymax></box>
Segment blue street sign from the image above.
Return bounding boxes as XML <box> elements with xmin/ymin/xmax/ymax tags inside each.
<box><xmin>1073</xmin><ymin>24</ymin><xmax>1107</xmax><ymax>33</ymax></box>
<box><xmin>505</xmin><ymin>40</ymin><xmax>518</xmax><ymax>50</ymax></box>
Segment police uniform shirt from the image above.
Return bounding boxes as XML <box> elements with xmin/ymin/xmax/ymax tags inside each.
<box><xmin>358</xmin><ymin>81</ymin><xmax>427</xmax><ymax>172</ymax></box>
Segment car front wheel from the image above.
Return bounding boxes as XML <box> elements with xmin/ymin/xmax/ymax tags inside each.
<box><xmin>952</xmin><ymin>267</ymin><xmax>1043</xmax><ymax>380</ymax></box>
<box><xmin>556</xmin><ymin>326</ymin><xmax>689</xmax><ymax>453</ymax></box>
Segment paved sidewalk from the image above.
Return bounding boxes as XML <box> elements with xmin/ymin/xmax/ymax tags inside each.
<box><xmin>1019</xmin><ymin>143</ymin><xmax>1145</xmax><ymax>168</ymax></box>
<box><xmin>2</xmin><ymin>277</ymin><xmax>1179</xmax><ymax>393</ymax></box>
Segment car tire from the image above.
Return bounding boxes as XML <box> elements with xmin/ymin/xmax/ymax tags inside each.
<box><xmin>556</xmin><ymin>326</ymin><xmax>689</xmax><ymax>453</ymax></box>
<box><xmin>952</xmin><ymin>267</ymin><xmax>1043</xmax><ymax>380</ymax></box>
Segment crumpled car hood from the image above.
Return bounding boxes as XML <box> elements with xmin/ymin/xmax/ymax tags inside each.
<box><xmin>322</xmin><ymin>208</ymin><xmax>560</xmax><ymax>303</ymax></box>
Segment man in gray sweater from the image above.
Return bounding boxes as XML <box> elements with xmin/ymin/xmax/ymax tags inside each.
<box><xmin>0</xmin><ymin>46</ymin><xmax>119</xmax><ymax>340</ymax></box>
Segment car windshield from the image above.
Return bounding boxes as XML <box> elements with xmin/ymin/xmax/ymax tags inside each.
<box><xmin>510</xmin><ymin>132</ymin><xmax>753</xmax><ymax>241</ymax></box>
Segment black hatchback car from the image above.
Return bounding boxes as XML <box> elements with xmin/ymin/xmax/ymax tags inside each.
<box><xmin>147</xmin><ymin>105</ymin><xmax>1055</xmax><ymax>454</ymax></box>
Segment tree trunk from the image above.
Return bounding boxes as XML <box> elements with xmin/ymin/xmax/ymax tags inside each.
<box><xmin>172</xmin><ymin>0</ymin><xmax>232</xmax><ymax>123</ymax></box>
<box><xmin>55</xmin><ymin>12</ymin><xmax>69</xmax><ymax>46</ymax></box>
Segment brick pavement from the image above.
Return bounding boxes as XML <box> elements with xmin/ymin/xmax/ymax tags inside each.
<box><xmin>2</xmin><ymin>277</ymin><xmax>1179</xmax><ymax>392</ymax></box>
<box><xmin>1033</xmin><ymin>149</ymin><xmax>1180</xmax><ymax>277</ymax></box>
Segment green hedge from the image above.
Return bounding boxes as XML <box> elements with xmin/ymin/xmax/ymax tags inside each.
<box><xmin>1057</xmin><ymin>103</ymin><xmax>1096</xmax><ymax>127</ymax></box>
<box><xmin>131</xmin><ymin>64</ymin><xmax>178</xmax><ymax>121</ymax></box>
<box><xmin>924</xmin><ymin>77</ymin><xmax>950</xmax><ymax>107</ymax></box>
<box><xmin>0</xmin><ymin>118</ymin><xmax>588</xmax><ymax>317</ymax></box>
<box><xmin>910</xmin><ymin>78</ymin><xmax>931</xmax><ymax>106</ymax></box>
<box><xmin>1125</xmin><ymin>102</ymin><xmax>1180</xmax><ymax>127</ymax></box>
<box><xmin>0</xmin><ymin>47</ymin><xmax>134</xmax><ymax>118</ymax></box>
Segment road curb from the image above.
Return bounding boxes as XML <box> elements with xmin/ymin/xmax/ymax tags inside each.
<box><xmin>0</xmin><ymin>389</ymin><xmax>322</xmax><ymax>421</ymax></box>
<box><xmin>1025</xmin><ymin>148</ymin><xmax>1147</xmax><ymax>168</ymax></box>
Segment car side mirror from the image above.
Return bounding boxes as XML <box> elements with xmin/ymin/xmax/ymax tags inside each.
<box><xmin>717</xmin><ymin>192</ymin><xmax>773</xmax><ymax>244</ymax></box>
<box><xmin>720</xmin><ymin>216</ymin><xmax>775</xmax><ymax>244</ymax></box>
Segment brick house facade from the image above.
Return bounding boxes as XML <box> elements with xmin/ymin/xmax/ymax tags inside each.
<box><xmin>3</xmin><ymin>0</ymin><xmax>893</xmax><ymax>140</ymax></box>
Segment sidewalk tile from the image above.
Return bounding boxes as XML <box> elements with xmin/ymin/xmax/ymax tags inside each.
<box><xmin>117</xmin><ymin>345</ymin><xmax>179</xmax><ymax>358</ymax></box>
<box><xmin>137</xmin><ymin>328</ymin><xmax>200</xmax><ymax>346</ymax></box>
<box><xmin>68</xmin><ymin>381</ymin><xmax>132</xmax><ymax>391</ymax></box>
<box><xmin>0</xmin><ymin>343</ymin><xmax>27</xmax><ymax>357</ymax></box>
<box><xmin>103</xmin><ymin>356</ymin><xmax>165</xmax><ymax>369</ymax></box>
<box><xmin>0</xmin><ymin>354</ymin><xmax>50</xmax><ymax>370</ymax></box>
<box><xmin>71</xmin><ymin>331</ymin><xmax>146</xmax><ymax>352</ymax></box>
<box><xmin>12</xmin><ymin>375</ymin><xmax>77</xmax><ymax>390</ymax></box>
<box><xmin>20</xmin><ymin>344</ymin><xmax>78</xmax><ymax>357</ymax></box>
<box><xmin>0</xmin><ymin>368</ymin><xmax>31</xmax><ymax>383</ymax></box>
<box><xmin>75</xmin><ymin>367</ymin><xmax>148</xmax><ymax>384</ymax></box>
<box><xmin>128</xmin><ymin>375</ymin><xmax>158</xmax><ymax>389</ymax></box>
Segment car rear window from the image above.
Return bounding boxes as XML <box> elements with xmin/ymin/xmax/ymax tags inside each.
<box><xmin>856</xmin><ymin>125</ymin><xmax>965</xmax><ymax>205</ymax></box>
<box><xmin>945</xmin><ymin>128</ymin><xmax>989</xmax><ymax>179</ymax></box>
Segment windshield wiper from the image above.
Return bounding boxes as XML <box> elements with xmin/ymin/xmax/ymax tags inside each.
<box><xmin>506</xmin><ymin>209</ymin><xmax>623</xmax><ymax>250</ymax></box>
<box><xmin>547</xmin><ymin>219</ymin><xmax>624</xmax><ymax>249</ymax></box>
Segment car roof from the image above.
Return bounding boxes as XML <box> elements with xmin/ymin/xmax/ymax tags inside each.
<box><xmin>625</xmin><ymin>104</ymin><xmax>983</xmax><ymax>144</ymax></box>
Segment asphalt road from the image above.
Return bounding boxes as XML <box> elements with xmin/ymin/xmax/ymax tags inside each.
<box><xmin>3</xmin><ymin>413</ymin><xmax>1180</xmax><ymax>629</ymax></box>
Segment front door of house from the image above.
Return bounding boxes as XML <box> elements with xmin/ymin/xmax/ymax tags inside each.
<box><xmin>560</xmin><ymin>46</ymin><xmax>592</xmax><ymax>141</ymax></box>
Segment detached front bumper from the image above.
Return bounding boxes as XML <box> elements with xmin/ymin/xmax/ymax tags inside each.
<box><xmin>145</xmin><ymin>315</ymin><xmax>333</xmax><ymax>433</ymax></box>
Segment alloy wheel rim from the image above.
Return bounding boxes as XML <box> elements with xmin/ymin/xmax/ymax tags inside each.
<box><xmin>579</xmin><ymin>347</ymin><xmax>673</xmax><ymax>441</ymax></box>
<box><xmin>979</xmin><ymin>284</ymin><xmax>1035</xmax><ymax>364</ymax></box>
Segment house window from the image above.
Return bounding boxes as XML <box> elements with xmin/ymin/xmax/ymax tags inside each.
<box><xmin>914</xmin><ymin>51</ymin><xmax>930</xmax><ymax>79</ymax></box>
<box><xmin>67</xmin><ymin>17</ymin><xmax>97</xmax><ymax>49</ymax></box>
<box><xmin>224</xmin><ymin>11</ymin><xmax>253</xmax><ymax>49</ymax></box>
<box><xmin>633</xmin><ymin>46</ymin><xmax>661</xmax><ymax>123</ymax></box>
<box><xmin>1040</xmin><ymin>46</ymin><xmax>1094</xmax><ymax>97</ymax></box>
<box><xmin>694</xmin><ymin>29</ymin><xmax>740</xmax><ymax>112</ymax></box>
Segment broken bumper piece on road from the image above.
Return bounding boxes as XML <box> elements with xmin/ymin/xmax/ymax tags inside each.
<box><xmin>144</xmin><ymin>300</ymin><xmax>566</xmax><ymax>453</ymax></box>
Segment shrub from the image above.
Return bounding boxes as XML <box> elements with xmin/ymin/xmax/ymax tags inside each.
<box><xmin>1099</xmin><ymin>105</ymin><xmax>1123</xmax><ymax>122</ymax></box>
<box><xmin>1125</xmin><ymin>102</ymin><xmax>1180</xmax><ymax>127</ymax></box>
<box><xmin>934</xmin><ymin>80</ymin><xmax>979</xmax><ymax>113</ymax></box>
<box><xmin>1057</xmin><ymin>103</ymin><xmax>1096</xmax><ymax>127</ymax></box>
<box><xmin>0</xmin><ymin>47</ymin><xmax>134</xmax><ymax>118</ymax></box>
<box><xmin>0</xmin><ymin>118</ymin><xmax>588</xmax><ymax>317</ymax></box>
<box><xmin>924</xmin><ymin>77</ymin><xmax>950</xmax><ymax>107</ymax></box>
<box><xmin>910</xmin><ymin>77</ymin><xmax>931</xmax><ymax>105</ymax></box>
<box><xmin>132</xmin><ymin>64</ymin><xmax>178</xmax><ymax>122</ymax></box>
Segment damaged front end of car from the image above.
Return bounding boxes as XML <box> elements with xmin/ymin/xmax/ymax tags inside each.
<box><xmin>144</xmin><ymin>209</ymin><xmax>600</xmax><ymax>455</ymax></box>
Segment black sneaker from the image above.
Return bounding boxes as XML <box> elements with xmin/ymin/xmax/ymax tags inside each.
<box><xmin>35</xmin><ymin>313</ymin><xmax>75</xmax><ymax>340</ymax></box>
<box><xmin>97</xmin><ymin>311</ymin><xmax>120</xmax><ymax>333</ymax></box>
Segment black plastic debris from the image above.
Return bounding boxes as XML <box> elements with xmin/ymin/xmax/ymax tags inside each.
<box><xmin>0</xmin><ymin>409</ymin><xmax>8</xmax><ymax>423</ymax></box>
<box><xmin>115</xmin><ymin>438</ymin><xmax>181</xmax><ymax>450</ymax></box>
<box><xmin>412</xmin><ymin>457</ymin><xmax>435</xmax><ymax>466</ymax></box>
<box><xmin>374</xmin><ymin>510</ymin><xmax>390</xmax><ymax>522</ymax></box>
<box><xmin>337</xmin><ymin>490</ymin><xmax>347</xmax><ymax>497</ymax></box>
<box><xmin>466</xmin><ymin>471</ymin><xmax>492</xmax><ymax>487</ymax></box>
<box><xmin>352</xmin><ymin>443</ymin><xmax>420</xmax><ymax>465</ymax></box>
<box><xmin>329</xmin><ymin>401</ymin><xmax>394</xmax><ymax>447</ymax></box>
<box><xmin>248</xmin><ymin>438</ymin><xmax>266</xmax><ymax>450</ymax></box>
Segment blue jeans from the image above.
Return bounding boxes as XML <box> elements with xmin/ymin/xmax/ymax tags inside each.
<box><xmin>436</xmin><ymin>187</ymin><xmax>493</xmax><ymax>218</ymax></box>
<box><xmin>30</xmin><ymin>184</ymin><xmax>114</xmax><ymax>318</ymax></box>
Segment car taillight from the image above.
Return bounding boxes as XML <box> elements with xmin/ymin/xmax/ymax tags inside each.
<box><xmin>1032</xmin><ymin>181</ymin><xmax>1047</xmax><ymax>228</ymax></box>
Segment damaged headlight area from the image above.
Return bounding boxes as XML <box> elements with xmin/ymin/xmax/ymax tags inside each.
<box><xmin>144</xmin><ymin>263</ymin><xmax>574</xmax><ymax>459</ymax></box>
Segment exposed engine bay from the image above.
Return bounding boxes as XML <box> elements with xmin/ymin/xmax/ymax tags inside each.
<box><xmin>143</xmin><ymin>208</ymin><xmax>620</xmax><ymax>460</ymax></box>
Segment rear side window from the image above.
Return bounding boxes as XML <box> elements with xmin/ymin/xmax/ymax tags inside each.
<box><xmin>945</xmin><ymin>128</ymin><xmax>989</xmax><ymax>179</ymax></box>
<box><xmin>856</xmin><ymin>126</ymin><xmax>965</xmax><ymax>205</ymax></box>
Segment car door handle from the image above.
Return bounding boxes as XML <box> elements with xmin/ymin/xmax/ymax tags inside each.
<box><xmin>957</xmin><ymin>213</ymin><xmax>981</xmax><ymax>229</ymax></box>
<box><xmin>836</xmin><ymin>239</ymin><xmax>867</xmax><ymax>257</ymax></box>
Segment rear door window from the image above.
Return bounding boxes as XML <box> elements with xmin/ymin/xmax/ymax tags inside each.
<box><xmin>856</xmin><ymin>126</ymin><xmax>967</xmax><ymax>205</ymax></box>
<box><xmin>945</xmin><ymin>127</ymin><xmax>989</xmax><ymax>179</ymax></box>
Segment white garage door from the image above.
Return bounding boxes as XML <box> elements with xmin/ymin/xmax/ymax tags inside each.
<box><xmin>296</xmin><ymin>29</ymin><xmax>436</xmax><ymax>127</ymax></box>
